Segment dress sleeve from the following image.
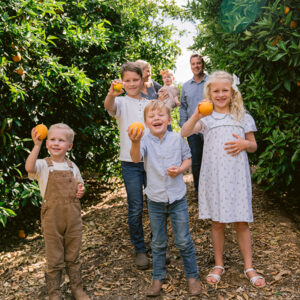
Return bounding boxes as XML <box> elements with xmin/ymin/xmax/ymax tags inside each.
<box><xmin>199</xmin><ymin>118</ymin><xmax>209</xmax><ymax>135</ymax></box>
<box><xmin>243</xmin><ymin>113</ymin><xmax>257</xmax><ymax>133</ymax></box>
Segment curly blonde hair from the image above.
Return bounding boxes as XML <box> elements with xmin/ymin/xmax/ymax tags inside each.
<box><xmin>204</xmin><ymin>71</ymin><xmax>245</xmax><ymax>121</ymax></box>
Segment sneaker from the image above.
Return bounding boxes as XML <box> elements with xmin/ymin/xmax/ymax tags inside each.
<box><xmin>135</xmin><ymin>252</ymin><xmax>149</xmax><ymax>270</ymax></box>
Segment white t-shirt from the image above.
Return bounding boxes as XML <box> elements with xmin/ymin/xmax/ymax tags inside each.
<box><xmin>28</xmin><ymin>159</ymin><xmax>84</xmax><ymax>198</ymax></box>
<box><xmin>108</xmin><ymin>95</ymin><xmax>150</xmax><ymax>162</ymax></box>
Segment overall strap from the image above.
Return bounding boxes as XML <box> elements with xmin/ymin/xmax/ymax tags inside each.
<box><xmin>44</xmin><ymin>157</ymin><xmax>53</xmax><ymax>167</ymax></box>
<box><xmin>66</xmin><ymin>158</ymin><xmax>73</xmax><ymax>169</ymax></box>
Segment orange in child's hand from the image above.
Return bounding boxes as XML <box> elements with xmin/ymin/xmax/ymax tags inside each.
<box><xmin>128</xmin><ymin>122</ymin><xmax>144</xmax><ymax>133</ymax></box>
<box><xmin>198</xmin><ymin>100</ymin><xmax>213</xmax><ymax>116</ymax></box>
<box><xmin>18</xmin><ymin>230</ymin><xmax>26</xmax><ymax>239</ymax></box>
<box><xmin>113</xmin><ymin>82</ymin><xmax>123</xmax><ymax>92</ymax></box>
<box><xmin>35</xmin><ymin>124</ymin><xmax>48</xmax><ymax>140</ymax></box>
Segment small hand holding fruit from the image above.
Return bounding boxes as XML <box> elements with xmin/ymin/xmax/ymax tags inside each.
<box><xmin>167</xmin><ymin>166</ymin><xmax>181</xmax><ymax>178</ymax></box>
<box><xmin>224</xmin><ymin>133</ymin><xmax>248</xmax><ymax>156</ymax></box>
<box><xmin>110</xmin><ymin>79</ymin><xmax>124</xmax><ymax>96</ymax></box>
<box><xmin>76</xmin><ymin>183</ymin><xmax>85</xmax><ymax>199</ymax></box>
<box><xmin>31</xmin><ymin>124</ymin><xmax>48</xmax><ymax>145</ymax></box>
<box><xmin>198</xmin><ymin>100</ymin><xmax>213</xmax><ymax>116</ymax></box>
<box><xmin>128</xmin><ymin>122</ymin><xmax>144</xmax><ymax>143</ymax></box>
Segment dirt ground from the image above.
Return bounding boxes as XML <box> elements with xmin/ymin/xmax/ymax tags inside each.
<box><xmin>0</xmin><ymin>173</ymin><xmax>299</xmax><ymax>300</ymax></box>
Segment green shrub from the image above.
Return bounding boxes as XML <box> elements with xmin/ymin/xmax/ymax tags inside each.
<box><xmin>0</xmin><ymin>0</ymin><xmax>181</xmax><ymax>226</ymax></box>
<box><xmin>188</xmin><ymin>0</ymin><xmax>300</xmax><ymax>194</ymax></box>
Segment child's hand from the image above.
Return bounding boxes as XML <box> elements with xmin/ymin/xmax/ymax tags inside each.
<box><xmin>224</xmin><ymin>134</ymin><xmax>249</xmax><ymax>156</ymax></box>
<box><xmin>108</xmin><ymin>79</ymin><xmax>124</xmax><ymax>97</ymax></box>
<box><xmin>192</xmin><ymin>105</ymin><xmax>204</xmax><ymax>120</ymax></box>
<box><xmin>31</xmin><ymin>128</ymin><xmax>43</xmax><ymax>146</ymax></box>
<box><xmin>167</xmin><ymin>166</ymin><xmax>181</xmax><ymax>178</ymax></box>
<box><xmin>128</xmin><ymin>127</ymin><xmax>144</xmax><ymax>143</ymax></box>
<box><xmin>158</xmin><ymin>89</ymin><xmax>169</xmax><ymax>101</ymax></box>
<box><xmin>76</xmin><ymin>183</ymin><xmax>85</xmax><ymax>199</ymax></box>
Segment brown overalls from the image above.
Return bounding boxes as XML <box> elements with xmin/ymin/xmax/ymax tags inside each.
<box><xmin>42</xmin><ymin>158</ymin><xmax>87</xmax><ymax>299</ymax></box>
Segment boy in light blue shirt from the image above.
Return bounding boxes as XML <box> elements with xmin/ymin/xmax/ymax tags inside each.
<box><xmin>128</xmin><ymin>101</ymin><xmax>201</xmax><ymax>297</ymax></box>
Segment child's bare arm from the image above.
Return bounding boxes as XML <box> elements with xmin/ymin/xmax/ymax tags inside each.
<box><xmin>128</xmin><ymin>127</ymin><xmax>144</xmax><ymax>163</ymax></box>
<box><xmin>167</xmin><ymin>158</ymin><xmax>191</xmax><ymax>178</ymax></box>
<box><xmin>174</xmin><ymin>95</ymin><xmax>181</xmax><ymax>106</ymax></box>
<box><xmin>104</xmin><ymin>79</ymin><xmax>123</xmax><ymax>113</ymax></box>
<box><xmin>180</xmin><ymin>106</ymin><xmax>203</xmax><ymax>137</ymax></box>
<box><xmin>25</xmin><ymin>128</ymin><xmax>43</xmax><ymax>173</ymax></box>
<box><xmin>224</xmin><ymin>132</ymin><xmax>257</xmax><ymax>156</ymax></box>
<box><xmin>76</xmin><ymin>183</ymin><xmax>85</xmax><ymax>199</ymax></box>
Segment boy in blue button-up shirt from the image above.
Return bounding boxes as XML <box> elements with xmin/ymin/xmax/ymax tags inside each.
<box><xmin>128</xmin><ymin>101</ymin><xmax>201</xmax><ymax>297</ymax></box>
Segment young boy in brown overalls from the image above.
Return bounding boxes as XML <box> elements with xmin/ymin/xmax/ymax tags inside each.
<box><xmin>25</xmin><ymin>123</ymin><xmax>89</xmax><ymax>300</ymax></box>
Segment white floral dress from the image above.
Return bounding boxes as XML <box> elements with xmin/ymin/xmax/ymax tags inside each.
<box><xmin>198</xmin><ymin>111</ymin><xmax>257</xmax><ymax>223</ymax></box>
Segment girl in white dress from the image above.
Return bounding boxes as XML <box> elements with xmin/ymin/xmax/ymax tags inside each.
<box><xmin>181</xmin><ymin>71</ymin><xmax>265</xmax><ymax>288</ymax></box>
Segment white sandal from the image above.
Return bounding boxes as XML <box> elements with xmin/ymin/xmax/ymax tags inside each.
<box><xmin>244</xmin><ymin>268</ymin><xmax>266</xmax><ymax>288</ymax></box>
<box><xmin>206</xmin><ymin>265</ymin><xmax>225</xmax><ymax>284</ymax></box>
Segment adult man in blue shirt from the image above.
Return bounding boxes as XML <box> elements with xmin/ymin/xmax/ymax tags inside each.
<box><xmin>180</xmin><ymin>54</ymin><xmax>209</xmax><ymax>193</ymax></box>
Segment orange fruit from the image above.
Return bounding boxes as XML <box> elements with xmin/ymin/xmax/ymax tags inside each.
<box><xmin>35</xmin><ymin>124</ymin><xmax>48</xmax><ymax>140</ymax></box>
<box><xmin>297</xmin><ymin>81</ymin><xmax>300</xmax><ymax>86</ymax></box>
<box><xmin>12</xmin><ymin>52</ymin><xmax>22</xmax><ymax>62</ymax></box>
<box><xmin>271</xmin><ymin>36</ymin><xmax>282</xmax><ymax>46</ymax></box>
<box><xmin>16</xmin><ymin>68</ymin><xmax>24</xmax><ymax>75</ymax></box>
<box><xmin>128</xmin><ymin>122</ymin><xmax>144</xmax><ymax>133</ymax></box>
<box><xmin>284</xmin><ymin>7</ymin><xmax>290</xmax><ymax>15</ymax></box>
<box><xmin>18</xmin><ymin>230</ymin><xmax>26</xmax><ymax>239</ymax></box>
<box><xmin>113</xmin><ymin>82</ymin><xmax>123</xmax><ymax>92</ymax></box>
<box><xmin>290</xmin><ymin>21</ymin><xmax>297</xmax><ymax>28</ymax></box>
<box><xmin>198</xmin><ymin>100</ymin><xmax>213</xmax><ymax>116</ymax></box>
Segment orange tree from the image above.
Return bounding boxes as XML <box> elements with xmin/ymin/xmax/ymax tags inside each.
<box><xmin>0</xmin><ymin>0</ymin><xmax>182</xmax><ymax>226</ymax></box>
<box><xmin>188</xmin><ymin>0</ymin><xmax>300</xmax><ymax>195</ymax></box>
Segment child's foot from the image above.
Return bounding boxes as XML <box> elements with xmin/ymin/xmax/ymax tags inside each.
<box><xmin>188</xmin><ymin>278</ymin><xmax>201</xmax><ymax>296</ymax></box>
<box><xmin>146</xmin><ymin>280</ymin><xmax>162</xmax><ymax>297</ymax></box>
<box><xmin>206</xmin><ymin>265</ymin><xmax>225</xmax><ymax>284</ymax></box>
<box><xmin>244</xmin><ymin>268</ymin><xmax>266</xmax><ymax>288</ymax></box>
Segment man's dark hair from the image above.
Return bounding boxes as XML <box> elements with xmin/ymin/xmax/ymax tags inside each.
<box><xmin>190</xmin><ymin>54</ymin><xmax>205</xmax><ymax>68</ymax></box>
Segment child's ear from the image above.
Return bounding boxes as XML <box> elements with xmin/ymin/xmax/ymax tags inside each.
<box><xmin>68</xmin><ymin>143</ymin><xmax>73</xmax><ymax>151</ymax></box>
<box><xmin>168</xmin><ymin>116</ymin><xmax>172</xmax><ymax>125</ymax></box>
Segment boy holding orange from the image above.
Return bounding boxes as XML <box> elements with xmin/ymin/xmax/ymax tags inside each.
<box><xmin>104</xmin><ymin>62</ymin><xmax>150</xmax><ymax>269</ymax></box>
<box><xmin>25</xmin><ymin>123</ymin><xmax>89</xmax><ymax>300</ymax></box>
<box><xmin>128</xmin><ymin>101</ymin><xmax>201</xmax><ymax>297</ymax></box>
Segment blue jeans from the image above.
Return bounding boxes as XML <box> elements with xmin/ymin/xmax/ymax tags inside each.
<box><xmin>187</xmin><ymin>134</ymin><xmax>204</xmax><ymax>191</ymax></box>
<box><xmin>147</xmin><ymin>197</ymin><xmax>199</xmax><ymax>281</ymax></box>
<box><xmin>121</xmin><ymin>161</ymin><xmax>147</xmax><ymax>253</ymax></box>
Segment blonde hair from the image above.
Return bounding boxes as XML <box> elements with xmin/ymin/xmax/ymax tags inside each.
<box><xmin>160</xmin><ymin>69</ymin><xmax>174</xmax><ymax>79</ymax></box>
<box><xmin>48</xmin><ymin>123</ymin><xmax>75</xmax><ymax>142</ymax></box>
<box><xmin>144</xmin><ymin>100</ymin><xmax>171</xmax><ymax>121</ymax></box>
<box><xmin>135</xmin><ymin>59</ymin><xmax>150</xmax><ymax>71</ymax></box>
<box><xmin>204</xmin><ymin>71</ymin><xmax>245</xmax><ymax>121</ymax></box>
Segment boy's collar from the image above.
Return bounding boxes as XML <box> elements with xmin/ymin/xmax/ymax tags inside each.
<box><xmin>148</xmin><ymin>130</ymin><xmax>170</xmax><ymax>142</ymax></box>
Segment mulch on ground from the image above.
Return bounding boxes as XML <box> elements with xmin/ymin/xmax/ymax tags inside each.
<box><xmin>0</xmin><ymin>173</ymin><xmax>299</xmax><ymax>299</ymax></box>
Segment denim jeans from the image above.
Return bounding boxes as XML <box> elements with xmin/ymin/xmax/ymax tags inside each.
<box><xmin>121</xmin><ymin>161</ymin><xmax>147</xmax><ymax>253</ymax></box>
<box><xmin>187</xmin><ymin>133</ymin><xmax>204</xmax><ymax>191</ymax></box>
<box><xmin>147</xmin><ymin>197</ymin><xmax>199</xmax><ymax>281</ymax></box>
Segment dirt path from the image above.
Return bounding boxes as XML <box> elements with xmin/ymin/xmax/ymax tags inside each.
<box><xmin>0</xmin><ymin>174</ymin><xmax>299</xmax><ymax>299</ymax></box>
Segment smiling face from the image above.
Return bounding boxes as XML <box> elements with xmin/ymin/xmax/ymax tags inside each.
<box><xmin>122</xmin><ymin>71</ymin><xmax>143</xmax><ymax>99</ymax></box>
<box><xmin>142</xmin><ymin>65</ymin><xmax>151</xmax><ymax>82</ymax></box>
<box><xmin>190</xmin><ymin>56</ymin><xmax>204</xmax><ymax>78</ymax></box>
<box><xmin>145</xmin><ymin>107</ymin><xmax>171</xmax><ymax>140</ymax></box>
<box><xmin>46</xmin><ymin>128</ymin><xmax>73</xmax><ymax>162</ymax></box>
<box><xmin>162</xmin><ymin>74</ymin><xmax>174</xmax><ymax>86</ymax></box>
<box><xmin>209</xmin><ymin>79</ymin><xmax>232</xmax><ymax>113</ymax></box>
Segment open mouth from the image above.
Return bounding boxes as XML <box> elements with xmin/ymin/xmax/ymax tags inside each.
<box><xmin>153</xmin><ymin>122</ymin><xmax>162</xmax><ymax>128</ymax></box>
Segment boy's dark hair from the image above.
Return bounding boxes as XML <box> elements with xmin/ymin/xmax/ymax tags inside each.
<box><xmin>120</xmin><ymin>62</ymin><xmax>143</xmax><ymax>79</ymax></box>
<box><xmin>190</xmin><ymin>54</ymin><xmax>205</xmax><ymax>68</ymax></box>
